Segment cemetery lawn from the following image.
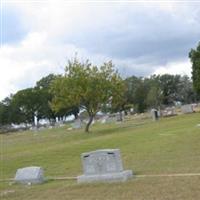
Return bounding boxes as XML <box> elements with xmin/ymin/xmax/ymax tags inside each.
<box><xmin>1</xmin><ymin>113</ymin><xmax>200</xmax><ymax>200</ymax></box>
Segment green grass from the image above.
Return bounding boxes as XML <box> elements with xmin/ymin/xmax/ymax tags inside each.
<box><xmin>1</xmin><ymin>113</ymin><xmax>200</xmax><ymax>199</ymax></box>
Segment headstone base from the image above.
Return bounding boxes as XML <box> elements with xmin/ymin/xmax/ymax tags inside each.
<box><xmin>77</xmin><ymin>170</ymin><xmax>133</xmax><ymax>183</ymax></box>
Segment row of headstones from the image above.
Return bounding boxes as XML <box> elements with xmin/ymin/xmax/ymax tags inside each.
<box><xmin>32</xmin><ymin>104</ymin><xmax>195</xmax><ymax>130</ymax></box>
<box><xmin>72</xmin><ymin>113</ymin><xmax>124</xmax><ymax>129</ymax></box>
<box><xmin>15</xmin><ymin>149</ymin><xmax>133</xmax><ymax>184</ymax></box>
<box><xmin>151</xmin><ymin>104</ymin><xmax>194</xmax><ymax>121</ymax></box>
<box><xmin>73</xmin><ymin>105</ymin><xmax>194</xmax><ymax>128</ymax></box>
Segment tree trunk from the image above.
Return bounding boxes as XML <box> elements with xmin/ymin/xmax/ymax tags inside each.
<box><xmin>124</xmin><ymin>110</ymin><xmax>128</xmax><ymax>116</ymax></box>
<box><xmin>85</xmin><ymin>115</ymin><xmax>94</xmax><ymax>132</ymax></box>
<box><xmin>119</xmin><ymin>111</ymin><xmax>123</xmax><ymax>121</ymax></box>
<box><xmin>74</xmin><ymin>112</ymin><xmax>78</xmax><ymax>119</ymax></box>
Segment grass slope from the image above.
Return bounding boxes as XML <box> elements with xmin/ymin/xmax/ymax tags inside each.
<box><xmin>1</xmin><ymin>113</ymin><xmax>200</xmax><ymax>200</ymax></box>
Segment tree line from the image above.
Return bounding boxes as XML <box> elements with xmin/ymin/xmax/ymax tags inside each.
<box><xmin>0</xmin><ymin>42</ymin><xmax>200</xmax><ymax>132</ymax></box>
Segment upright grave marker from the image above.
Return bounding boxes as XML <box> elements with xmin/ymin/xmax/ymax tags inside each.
<box><xmin>151</xmin><ymin>109</ymin><xmax>159</xmax><ymax>121</ymax></box>
<box><xmin>15</xmin><ymin>166</ymin><xmax>44</xmax><ymax>184</ymax></box>
<box><xmin>77</xmin><ymin>149</ymin><xmax>133</xmax><ymax>183</ymax></box>
<box><xmin>72</xmin><ymin>118</ymin><xmax>82</xmax><ymax>129</ymax></box>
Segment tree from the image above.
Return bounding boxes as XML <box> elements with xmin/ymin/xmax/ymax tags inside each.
<box><xmin>104</xmin><ymin>79</ymin><xmax>127</xmax><ymax>121</ymax></box>
<box><xmin>176</xmin><ymin>75</ymin><xmax>197</xmax><ymax>103</ymax></box>
<box><xmin>11</xmin><ymin>88</ymin><xmax>39</xmax><ymax>124</ymax></box>
<box><xmin>125</xmin><ymin>76</ymin><xmax>149</xmax><ymax>113</ymax></box>
<box><xmin>189</xmin><ymin>41</ymin><xmax>200</xmax><ymax>94</ymax></box>
<box><xmin>144</xmin><ymin>75</ymin><xmax>162</xmax><ymax>109</ymax></box>
<box><xmin>0</xmin><ymin>98</ymin><xmax>11</xmax><ymax>125</ymax></box>
<box><xmin>35</xmin><ymin>74</ymin><xmax>59</xmax><ymax>122</ymax></box>
<box><xmin>146</xmin><ymin>85</ymin><xmax>163</xmax><ymax>108</ymax></box>
<box><xmin>51</xmin><ymin>58</ymin><xmax>124</xmax><ymax>132</ymax></box>
<box><xmin>36</xmin><ymin>74</ymin><xmax>59</xmax><ymax>90</ymax></box>
<box><xmin>158</xmin><ymin>74</ymin><xmax>181</xmax><ymax>105</ymax></box>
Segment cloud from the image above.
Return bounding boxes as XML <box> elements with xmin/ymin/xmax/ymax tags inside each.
<box><xmin>1</xmin><ymin>1</ymin><xmax>199</xmax><ymax>100</ymax></box>
<box><xmin>0</xmin><ymin>31</ymin><xmax>108</xmax><ymax>100</ymax></box>
<box><xmin>153</xmin><ymin>59</ymin><xmax>192</xmax><ymax>77</ymax></box>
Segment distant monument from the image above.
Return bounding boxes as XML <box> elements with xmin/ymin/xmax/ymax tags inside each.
<box><xmin>181</xmin><ymin>104</ymin><xmax>194</xmax><ymax>114</ymax></box>
<box><xmin>116</xmin><ymin>112</ymin><xmax>123</xmax><ymax>122</ymax></box>
<box><xmin>77</xmin><ymin>149</ymin><xmax>133</xmax><ymax>183</ymax></box>
<box><xmin>72</xmin><ymin>118</ymin><xmax>82</xmax><ymax>129</ymax></box>
<box><xmin>100</xmin><ymin>115</ymin><xmax>114</xmax><ymax>124</ymax></box>
<box><xmin>15</xmin><ymin>166</ymin><xmax>44</xmax><ymax>184</ymax></box>
<box><xmin>162</xmin><ymin>107</ymin><xmax>177</xmax><ymax>117</ymax></box>
<box><xmin>151</xmin><ymin>109</ymin><xmax>159</xmax><ymax>121</ymax></box>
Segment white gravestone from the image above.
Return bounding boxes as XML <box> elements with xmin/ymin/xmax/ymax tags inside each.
<box><xmin>116</xmin><ymin>112</ymin><xmax>123</xmax><ymax>122</ymax></box>
<box><xmin>151</xmin><ymin>109</ymin><xmax>159</xmax><ymax>121</ymax></box>
<box><xmin>15</xmin><ymin>166</ymin><xmax>44</xmax><ymax>184</ymax></box>
<box><xmin>162</xmin><ymin>107</ymin><xmax>177</xmax><ymax>117</ymax></box>
<box><xmin>72</xmin><ymin>118</ymin><xmax>82</xmax><ymax>129</ymax></box>
<box><xmin>181</xmin><ymin>104</ymin><xmax>193</xmax><ymax>114</ymax></box>
<box><xmin>106</xmin><ymin>117</ymin><xmax>115</xmax><ymax>123</ymax></box>
<box><xmin>34</xmin><ymin>115</ymin><xmax>38</xmax><ymax>127</ymax></box>
<box><xmin>100</xmin><ymin>116</ymin><xmax>109</xmax><ymax>124</ymax></box>
<box><xmin>77</xmin><ymin>149</ymin><xmax>133</xmax><ymax>183</ymax></box>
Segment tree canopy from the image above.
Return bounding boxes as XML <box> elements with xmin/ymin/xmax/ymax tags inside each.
<box><xmin>51</xmin><ymin>58</ymin><xmax>124</xmax><ymax>132</ymax></box>
<box><xmin>189</xmin><ymin>41</ymin><xmax>200</xmax><ymax>94</ymax></box>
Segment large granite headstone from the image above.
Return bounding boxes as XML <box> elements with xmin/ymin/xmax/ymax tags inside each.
<box><xmin>181</xmin><ymin>104</ymin><xmax>193</xmax><ymax>114</ymax></box>
<box><xmin>15</xmin><ymin>166</ymin><xmax>44</xmax><ymax>184</ymax></box>
<box><xmin>77</xmin><ymin>149</ymin><xmax>133</xmax><ymax>183</ymax></box>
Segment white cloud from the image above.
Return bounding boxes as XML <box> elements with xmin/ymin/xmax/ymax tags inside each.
<box><xmin>153</xmin><ymin>60</ymin><xmax>192</xmax><ymax>77</ymax></box>
<box><xmin>0</xmin><ymin>32</ymin><xmax>69</xmax><ymax>100</ymax></box>
<box><xmin>0</xmin><ymin>31</ymin><xmax>109</xmax><ymax>100</ymax></box>
<box><xmin>1</xmin><ymin>1</ymin><xmax>198</xmax><ymax>100</ymax></box>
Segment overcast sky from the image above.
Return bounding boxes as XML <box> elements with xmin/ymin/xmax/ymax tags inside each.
<box><xmin>0</xmin><ymin>0</ymin><xmax>200</xmax><ymax>100</ymax></box>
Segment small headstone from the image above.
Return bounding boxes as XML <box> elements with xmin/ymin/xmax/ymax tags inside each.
<box><xmin>106</xmin><ymin>117</ymin><xmax>115</xmax><ymax>123</ymax></box>
<box><xmin>100</xmin><ymin>116</ymin><xmax>109</xmax><ymax>124</ymax></box>
<box><xmin>151</xmin><ymin>109</ymin><xmax>159</xmax><ymax>121</ymax></box>
<box><xmin>72</xmin><ymin>118</ymin><xmax>82</xmax><ymax>129</ymax></box>
<box><xmin>14</xmin><ymin>166</ymin><xmax>44</xmax><ymax>184</ymax></box>
<box><xmin>162</xmin><ymin>107</ymin><xmax>177</xmax><ymax>117</ymax></box>
<box><xmin>38</xmin><ymin>126</ymin><xmax>45</xmax><ymax>131</ymax></box>
<box><xmin>181</xmin><ymin>104</ymin><xmax>193</xmax><ymax>114</ymax></box>
<box><xmin>30</xmin><ymin>126</ymin><xmax>38</xmax><ymax>132</ymax></box>
<box><xmin>130</xmin><ymin>108</ymin><xmax>134</xmax><ymax>114</ymax></box>
<box><xmin>116</xmin><ymin>112</ymin><xmax>123</xmax><ymax>122</ymax></box>
<box><xmin>77</xmin><ymin>149</ymin><xmax>133</xmax><ymax>183</ymax></box>
<box><xmin>34</xmin><ymin>116</ymin><xmax>38</xmax><ymax>127</ymax></box>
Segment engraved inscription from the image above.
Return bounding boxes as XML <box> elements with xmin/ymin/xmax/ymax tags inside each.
<box><xmin>82</xmin><ymin>150</ymin><xmax>122</xmax><ymax>175</ymax></box>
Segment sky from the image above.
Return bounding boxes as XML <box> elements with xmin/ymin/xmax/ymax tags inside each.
<box><xmin>0</xmin><ymin>0</ymin><xmax>200</xmax><ymax>100</ymax></box>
